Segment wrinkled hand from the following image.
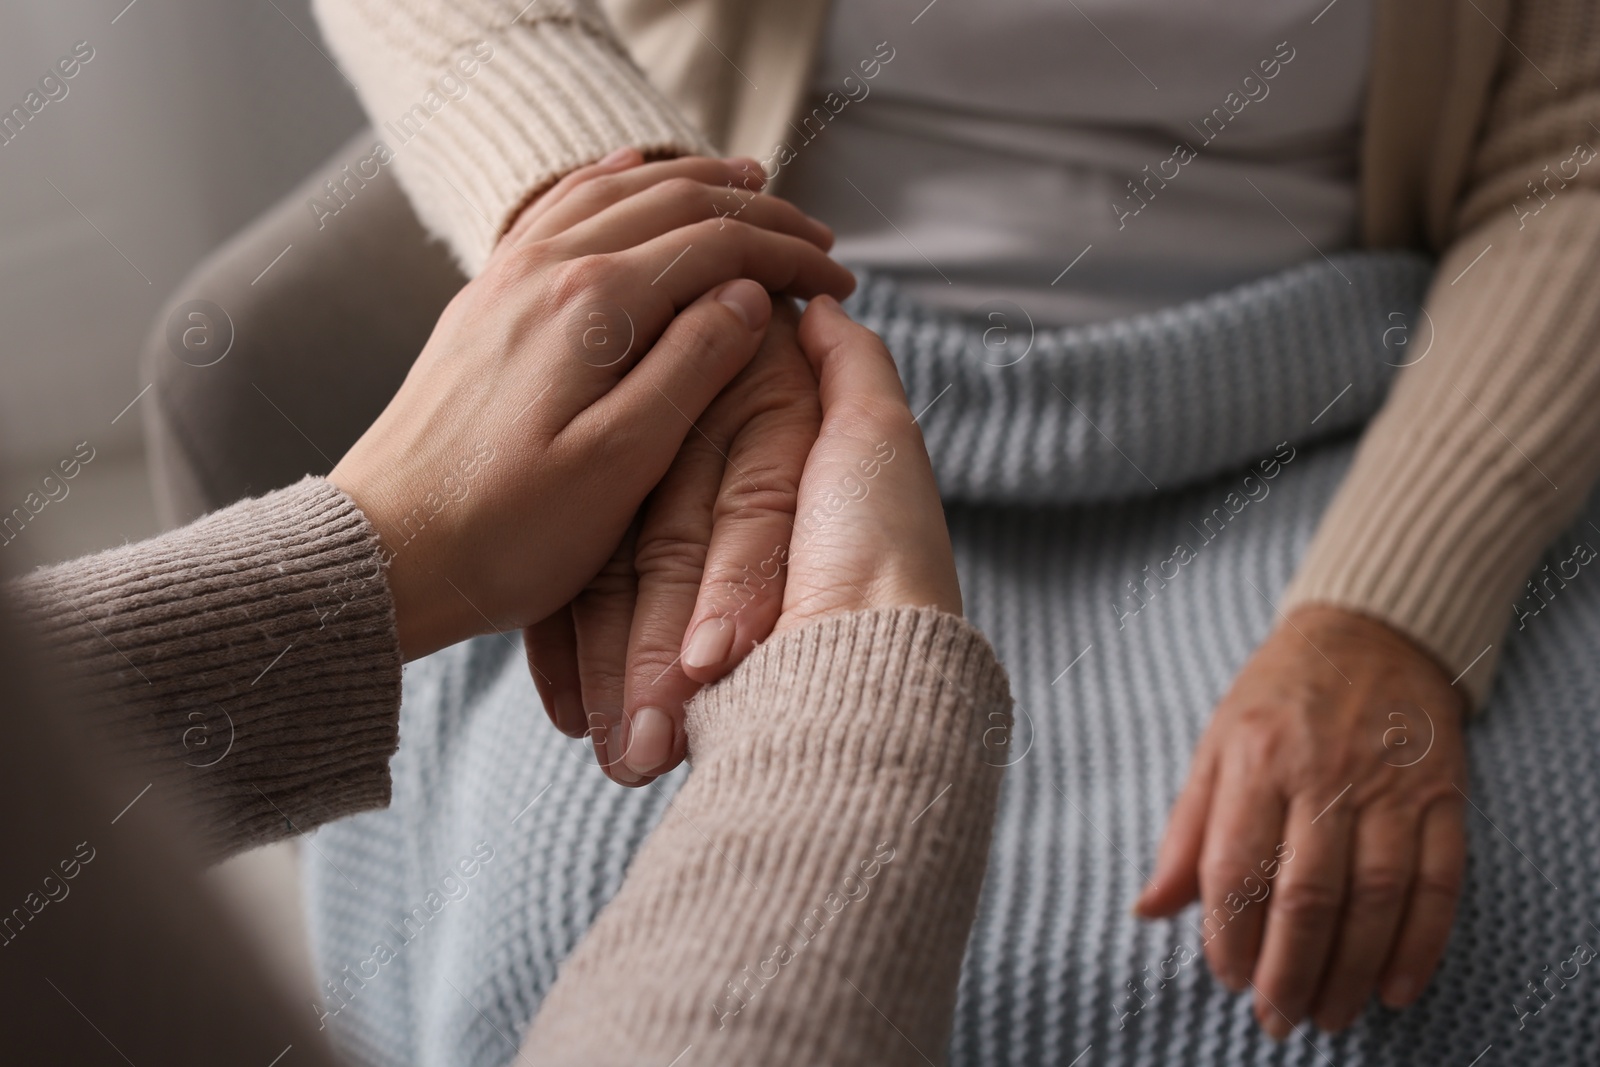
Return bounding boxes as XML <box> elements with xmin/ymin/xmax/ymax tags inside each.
<box><xmin>1135</xmin><ymin>605</ymin><xmax>1468</xmax><ymax>1038</ymax></box>
<box><xmin>329</xmin><ymin>152</ymin><xmax>851</xmax><ymax>660</ymax></box>
<box><xmin>526</xmin><ymin>299</ymin><xmax>822</xmax><ymax>783</ymax></box>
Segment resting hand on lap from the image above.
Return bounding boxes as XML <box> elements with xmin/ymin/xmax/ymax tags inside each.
<box><xmin>1136</xmin><ymin>606</ymin><xmax>1468</xmax><ymax>1038</ymax></box>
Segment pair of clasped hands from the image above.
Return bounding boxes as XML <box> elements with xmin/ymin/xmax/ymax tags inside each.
<box><xmin>329</xmin><ymin>147</ymin><xmax>962</xmax><ymax>781</ymax></box>
<box><xmin>329</xmin><ymin>149</ymin><xmax>1468</xmax><ymax>1038</ymax></box>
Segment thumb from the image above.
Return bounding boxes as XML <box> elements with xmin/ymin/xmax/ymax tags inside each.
<box><xmin>797</xmin><ymin>295</ymin><xmax>910</xmax><ymax>415</ymax></box>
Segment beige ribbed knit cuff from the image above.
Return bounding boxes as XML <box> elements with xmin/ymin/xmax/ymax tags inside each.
<box><xmin>522</xmin><ymin>607</ymin><xmax>1013</xmax><ymax>1065</ymax></box>
<box><xmin>313</xmin><ymin>0</ymin><xmax>710</xmax><ymax>275</ymax></box>
<box><xmin>9</xmin><ymin>478</ymin><xmax>402</xmax><ymax>859</ymax></box>
<box><xmin>1284</xmin><ymin>196</ymin><xmax>1600</xmax><ymax>707</ymax></box>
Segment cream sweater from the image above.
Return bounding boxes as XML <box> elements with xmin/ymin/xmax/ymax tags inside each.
<box><xmin>310</xmin><ymin>0</ymin><xmax>1600</xmax><ymax>705</ymax></box>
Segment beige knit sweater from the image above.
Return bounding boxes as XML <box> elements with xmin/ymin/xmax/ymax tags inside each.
<box><xmin>4</xmin><ymin>479</ymin><xmax>1012</xmax><ymax>1065</ymax></box>
<box><xmin>309</xmin><ymin>0</ymin><xmax>1600</xmax><ymax>704</ymax></box>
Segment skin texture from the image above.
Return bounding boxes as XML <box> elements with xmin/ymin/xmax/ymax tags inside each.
<box><xmin>526</xmin><ymin>299</ymin><xmax>821</xmax><ymax>782</ymax></box>
<box><xmin>328</xmin><ymin>152</ymin><xmax>853</xmax><ymax>660</ymax></box>
<box><xmin>1135</xmin><ymin>605</ymin><xmax>1469</xmax><ymax>1038</ymax></box>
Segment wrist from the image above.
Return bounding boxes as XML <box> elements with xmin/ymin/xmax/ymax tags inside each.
<box><xmin>329</xmin><ymin>467</ymin><xmax>471</xmax><ymax>661</ymax></box>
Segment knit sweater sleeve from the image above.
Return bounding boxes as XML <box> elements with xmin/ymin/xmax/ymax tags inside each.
<box><xmin>309</xmin><ymin>0</ymin><xmax>710</xmax><ymax>276</ymax></box>
<box><xmin>520</xmin><ymin>606</ymin><xmax>1014</xmax><ymax>1066</ymax></box>
<box><xmin>6</xmin><ymin>477</ymin><xmax>402</xmax><ymax>861</ymax></box>
<box><xmin>1283</xmin><ymin>0</ymin><xmax>1600</xmax><ymax>705</ymax></box>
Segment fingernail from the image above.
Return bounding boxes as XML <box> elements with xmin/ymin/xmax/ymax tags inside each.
<box><xmin>715</xmin><ymin>280</ymin><xmax>769</xmax><ymax>330</ymax></box>
<box><xmin>608</xmin><ymin>716</ymin><xmax>643</xmax><ymax>784</ymax></box>
<box><xmin>683</xmin><ymin>617</ymin><xmax>736</xmax><ymax>671</ymax></box>
<box><xmin>599</xmin><ymin>146</ymin><xmax>635</xmax><ymax>166</ymax></box>
<box><xmin>625</xmin><ymin>707</ymin><xmax>674</xmax><ymax>776</ymax></box>
<box><xmin>809</xmin><ymin>293</ymin><xmax>840</xmax><ymax>313</ymax></box>
<box><xmin>1380</xmin><ymin>975</ymin><xmax>1415</xmax><ymax>1008</ymax></box>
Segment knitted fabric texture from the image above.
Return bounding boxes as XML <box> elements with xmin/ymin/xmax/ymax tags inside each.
<box><xmin>307</xmin><ymin>253</ymin><xmax>1600</xmax><ymax>1064</ymax></box>
<box><xmin>12</xmin><ymin>477</ymin><xmax>401</xmax><ymax>861</ymax></box>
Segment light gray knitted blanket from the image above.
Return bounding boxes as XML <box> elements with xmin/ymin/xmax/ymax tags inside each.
<box><xmin>306</xmin><ymin>254</ymin><xmax>1600</xmax><ymax>1066</ymax></box>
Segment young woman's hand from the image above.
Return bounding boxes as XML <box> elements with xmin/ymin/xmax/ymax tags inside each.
<box><xmin>328</xmin><ymin>155</ymin><xmax>854</xmax><ymax>661</ymax></box>
<box><xmin>771</xmin><ymin>295</ymin><xmax>963</xmax><ymax>630</ymax></box>
<box><xmin>1135</xmin><ymin>606</ymin><xmax>1468</xmax><ymax>1038</ymax></box>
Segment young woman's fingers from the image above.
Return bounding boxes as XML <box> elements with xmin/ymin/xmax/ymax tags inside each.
<box><xmin>1136</xmin><ymin>743</ymin><xmax>1217</xmax><ymax>917</ymax></box>
<box><xmin>546</xmin><ymin>175</ymin><xmax>831</xmax><ymax>256</ymax></box>
<box><xmin>561</xmin><ymin>280</ymin><xmax>771</xmax><ymax>503</ymax></box>
<box><xmin>579</xmin><ymin>280</ymin><xmax>773</xmax><ymax>443</ymax></box>
<box><xmin>1196</xmin><ymin>766</ymin><xmax>1286</xmax><ymax>994</ymax></box>
<box><xmin>1251</xmin><ymin>791</ymin><xmax>1352</xmax><ymax>1040</ymax></box>
<box><xmin>1311</xmin><ymin>808</ymin><xmax>1419</xmax><ymax>1030</ymax></box>
<box><xmin>778</xmin><ymin>295</ymin><xmax>963</xmax><ymax>629</ymax></box>
<box><xmin>571</xmin><ymin>527</ymin><xmax>646</xmax><ymax>786</ymax></box>
<box><xmin>1379</xmin><ymin>799</ymin><xmax>1466</xmax><ymax>1008</ymax></box>
<box><xmin>615</xmin><ymin>220</ymin><xmax>856</xmax><ymax>315</ymax></box>
<box><xmin>524</xmin><ymin>608</ymin><xmax>586</xmax><ymax>738</ymax></box>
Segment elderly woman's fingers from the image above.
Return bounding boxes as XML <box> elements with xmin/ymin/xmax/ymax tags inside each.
<box><xmin>1136</xmin><ymin>744</ymin><xmax>1216</xmax><ymax>917</ymax></box>
<box><xmin>505</xmin><ymin>154</ymin><xmax>769</xmax><ymax>247</ymax></box>
<box><xmin>1379</xmin><ymin>799</ymin><xmax>1466</xmax><ymax>1008</ymax></box>
<box><xmin>1311</xmin><ymin>807</ymin><xmax>1418</xmax><ymax>1030</ymax></box>
<box><xmin>572</xmin><ymin>526</ymin><xmax>645</xmax><ymax>785</ymax></box>
<box><xmin>526</xmin><ymin>607</ymin><xmax>586</xmax><ymax>739</ymax></box>
<box><xmin>1251</xmin><ymin>793</ymin><xmax>1351</xmax><ymax>1040</ymax></box>
<box><xmin>1197</xmin><ymin>768</ymin><xmax>1284</xmax><ymax>993</ymax></box>
<box><xmin>542</xmin><ymin>175</ymin><xmax>831</xmax><ymax>256</ymax></box>
<box><xmin>617</xmin><ymin>436</ymin><xmax>722</xmax><ymax>778</ymax></box>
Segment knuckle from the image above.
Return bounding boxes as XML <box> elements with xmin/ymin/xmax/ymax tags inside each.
<box><xmin>1232</xmin><ymin>718</ymin><xmax>1284</xmax><ymax>775</ymax></box>
<box><xmin>1198</xmin><ymin>860</ymin><xmax>1251</xmax><ymax>897</ymax></box>
<box><xmin>1348</xmin><ymin>865</ymin><xmax>1410</xmax><ymax>910</ymax></box>
<box><xmin>1413</xmin><ymin>868</ymin><xmax>1464</xmax><ymax>901</ymax></box>
<box><xmin>662</xmin><ymin>175</ymin><xmax>710</xmax><ymax>209</ymax></box>
<box><xmin>550</xmin><ymin>255</ymin><xmax>618</xmax><ymax>308</ymax></box>
<box><xmin>1271</xmin><ymin>878</ymin><xmax>1343</xmax><ymax>922</ymax></box>
<box><xmin>633</xmin><ymin>534</ymin><xmax>709</xmax><ymax>583</ymax></box>
<box><xmin>571</xmin><ymin>172</ymin><xmax>624</xmax><ymax>208</ymax></box>
<box><xmin>715</xmin><ymin>471</ymin><xmax>803</xmax><ymax>528</ymax></box>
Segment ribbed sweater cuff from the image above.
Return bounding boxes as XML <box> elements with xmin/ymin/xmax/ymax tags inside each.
<box><xmin>313</xmin><ymin>0</ymin><xmax>710</xmax><ymax>275</ymax></box>
<box><xmin>8</xmin><ymin>477</ymin><xmax>402</xmax><ymax>859</ymax></box>
<box><xmin>1285</xmin><ymin>196</ymin><xmax>1600</xmax><ymax>707</ymax></box>
<box><xmin>522</xmin><ymin>607</ymin><xmax>1013</xmax><ymax>1065</ymax></box>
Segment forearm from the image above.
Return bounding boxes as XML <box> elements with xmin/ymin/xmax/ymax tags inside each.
<box><xmin>7</xmin><ymin>477</ymin><xmax>402</xmax><ymax>860</ymax></box>
<box><xmin>310</xmin><ymin>0</ymin><xmax>708</xmax><ymax>274</ymax></box>
<box><xmin>521</xmin><ymin>607</ymin><xmax>1013</xmax><ymax>1065</ymax></box>
<box><xmin>1283</xmin><ymin>196</ymin><xmax>1600</xmax><ymax>704</ymax></box>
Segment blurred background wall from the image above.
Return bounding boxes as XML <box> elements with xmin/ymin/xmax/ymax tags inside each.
<box><xmin>0</xmin><ymin>0</ymin><xmax>364</xmax><ymax>564</ymax></box>
<box><xmin>0</xmin><ymin>0</ymin><xmax>367</xmax><ymax>1004</ymax></box>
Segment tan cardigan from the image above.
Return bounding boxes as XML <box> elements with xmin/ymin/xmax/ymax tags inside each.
<box><xmin>313</xmin><ymin>0</ymin><xmax>1600</xmax><ymax>705</ymax></box>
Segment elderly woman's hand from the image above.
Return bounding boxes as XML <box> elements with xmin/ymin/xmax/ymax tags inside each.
<box><xmin>328</xmin><ymin>153</ymin><xmax>852</xmax><ymax>661</ymax></box>
<box><xmin>1135</xmin><ymin>605</ymin><xmax>1468</xmax><ymax>1038</ymax></box>
<box><xmin>524</xmin><ymin>299</ymin><xmax>823</xmax><ymax>782</ymax></box>
<box><xmin>525</xmin><ymin>293</ymin><xmax>960</xmax><ymax>785</ymax></box>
